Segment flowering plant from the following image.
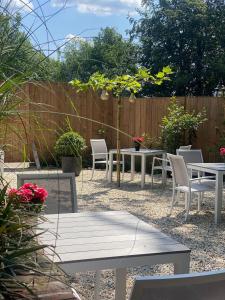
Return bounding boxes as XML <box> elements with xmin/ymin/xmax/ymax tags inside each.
<box><xmin>132</xmin><ymin>136</ymin><xmax>144</xmax><ymax>143</ymax></box>
<box><xmin>8</xmin><ymin>183</ymin><xmax>48</xmax><ymax>213</ymax></box>
<box><xmin>220</xmin><ymin>147</ymin><xmax>225</xmax><ymax>156</ymax></box>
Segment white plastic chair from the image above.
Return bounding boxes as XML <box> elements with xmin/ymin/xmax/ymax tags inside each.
<box><xmin>151</xmin><ymin>146</ymin><xmax>192</xmax><ymax>186</ymax></box>
<box><xmin>0</xmin><ymin>150</ymin><xmax>4</xmax><ymax>176</ymax></box>
<box><xmin>167</xmin><ymin>153</ymin><xmax>215</xmax><ymax>220</ymax></box>
<box><xmin>130</xmin><ymin>269</ymin><xmax>225</xmax><ymax>300</ymax></box>
<box><xmin>176</xmin><ymin>149</ymin><xmax>203</xmax><ymax>177</ymax></box>
<box><xmin>178</xmin><ymin>145</ymin><xmax>192</xmax><ymax>150</ymax></box>
<box><xmin>176</xmin><ymin>149</ymin><xmax>215</xmax><ymax>184</ymax></box>
<box><xmin>90</xmin><ymin>139</ymin><xmax>124</xmax><ymax>180</ymax></box>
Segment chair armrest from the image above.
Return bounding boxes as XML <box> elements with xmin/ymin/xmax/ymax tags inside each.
<box><xmin>190</xmin><ymin>176</ymin><xmax>215</xmax><ymax>181</ymax></box>
<box><xmin>153</xmin><ymin>157</ymin><xmax>170</xmax><ymax>163</ymax></box>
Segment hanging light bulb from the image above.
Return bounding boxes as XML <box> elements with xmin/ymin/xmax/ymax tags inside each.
<box><xmin>129</xmin><ymin>93</ymin><xmax>136</xmax><ymax>103</ymax></box>
<box><xmin>100</xmin><ymin>90</ymin><xmax>109</xmax><ymax>101</ymax></box>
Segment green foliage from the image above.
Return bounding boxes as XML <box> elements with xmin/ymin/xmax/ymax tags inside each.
<box><xmin>70</xmin><ymin>66</ymin><xmax>173</xmax><ymax>98</ymax></box>
<box><xmin>130</xmin><ymin>0</ymin><xmax>225</xmax><ymax>96</ymax></box>
<box><xmin>161</xmin><ymin>98</ymin><xmax>207</xmax><ymax>153</ymax></box>
<box><xmin>142</xmin><ymin>133</ymin><xmax>162</xmax><ymax>149</ymax></box>
<box><xmin>0</xmin><ymin>13</ymin><xmax>58</xmax><ymax>81</ymax></box>
<box><xmin>57</xmin><ymin>27</ymin><xmax>139</xmax><ymax>82</ymax></box>
<box><xmin>0</xmin><ymin>182</ymin><xmax>48</xmax><ymax>299</ymax></box>
<box><xmin>54</xmin><ymin>131</ymin><xmax>86</xmax><ymax>157</ymax></box>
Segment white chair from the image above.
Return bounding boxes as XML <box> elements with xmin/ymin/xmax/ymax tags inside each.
<box><xmin>129</xmin><ymin>269</ymin><xmax>225</xmax><ymax>300</ymax></box>
<box><xmin>167</xmin><ymin>153</ymin><xmax>215</xmax><ymax>220</ymax></box>
<box><xmin>90</xmin><ymin>139</ymin><xmax>124</xmax><ymax>180</ymax></box>
<box><xmin>176</xmin><ymin>149</ymin><xmax>215</xmax><ymax>183</ymax></box>
<box><xmin>0</xmin><ymin>150</ymin><xmax>4</xmax><ymax>176</ymax></box>
<box><xmin>176</xmin><ymin>149</ymin><xmax>203</xmax><ymax>162</ymax></box>
<box><xmin>151</xmin><ymin>146</ymin><xmax>192</xmax><ymax>186</ymax></box>
<box><xmin>179</xmin><ymin>145</ymin><xmax>192</xmax><ymax>150</ymax></box>
<box><xmin>176</xmin><ymin>149</ymin><xmax>203</xmax><ymax>177</ymax></box>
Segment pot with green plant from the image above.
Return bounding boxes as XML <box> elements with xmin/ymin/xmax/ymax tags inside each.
<box><xmin>54</xmin><ymin>131</ymin><xmax>86</xmax><ymax>175</ymax></box>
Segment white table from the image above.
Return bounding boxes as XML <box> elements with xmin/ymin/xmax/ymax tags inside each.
<box><xmin>38</xmin><ymin>211</ymin><xmax>190</xmax><ymax>300</ymax></box>
<box><xmin>188</xmin><ymin>163</ymin><xmax>225</xmax><ymax>224</ymax></box>
<box><xmin>108</xmin><ymin>148</ymin><xmax>166</xmax><ymax>188</ymax></box>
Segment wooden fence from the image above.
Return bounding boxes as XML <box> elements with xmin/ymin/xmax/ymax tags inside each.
<box><xmin>3</xmin><ymin>82</ymin><xmax>225</xmax><ymax>163</ymax></box>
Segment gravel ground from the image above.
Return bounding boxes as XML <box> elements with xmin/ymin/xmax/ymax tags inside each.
<box><xmin>5</xmin><ymin>166</ymin><xmax>225</xmax><ymax>299</ymax></box>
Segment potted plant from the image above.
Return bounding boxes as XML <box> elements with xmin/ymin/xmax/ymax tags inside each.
<box><xmin>54</xmin><ymin>131</ymin><xmax>86</xmax><ymax>175</ymax></box>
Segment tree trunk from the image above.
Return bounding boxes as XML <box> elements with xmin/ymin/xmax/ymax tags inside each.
<box><xmin>116</xmin><ymin>97</ymin><xmax>121</xmax><ymax>187</ymax></box>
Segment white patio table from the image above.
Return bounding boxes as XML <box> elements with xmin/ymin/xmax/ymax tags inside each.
<box><xmin>38</xmin><ymin>211</ymin><xmax>190</xmax><ymax>300</ymax></box>
<box><xmin>108</xmin><ymin>148</ymin><xmax>166</xmax><ymax>188</ymax></box>
<box><xmin>188</xmin><ymin>163</ymin><xmax>225</xmax><ymax>224</ymax></box>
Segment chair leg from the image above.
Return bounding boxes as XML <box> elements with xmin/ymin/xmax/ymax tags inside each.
<box><xmin>105</xmin><ymin>161</ymin><xmax>109</xmax><ymax>178</ymax></box>
<box><xmin>176</xmin><ymin>190</ymin><xmax>181</xmax><ymax>204</ymax></box>
<box><xmin>185</xmin><ymin>193</ymin><xmax>192</xmax><ymax>221</ymax></box>
<box><xmin>184</xmin><ymin>193</ymin><xmax>188</xmax><ymax>210</ymax></box>
<box><xmin>151</xmin><ymin>160</ymin><xmax>155</xmax><ymax>188</ymax></box>
<box><xmin>170</xmin><ymin>186</ymin><xmax>176</xmax><ymax>215</ymax></box>
<box><xmin>197</xmin><ymin>193</ymin><xmax>201</xmax><ymax>212</ymax></box>
<box><xmin>91</xmin><ymin>161</ymin><xmax>95</xmax><ymax>180</ymax></box>
<box><xmin>122</xmin><ymin>154</ymin><xmax>125</xmax><ymax>180</ymax></box>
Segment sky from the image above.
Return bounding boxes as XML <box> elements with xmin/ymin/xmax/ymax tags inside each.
<box><xmin>1</xmin><ymin>0</ymin><xmax>142</xmax><ymax>58</ymax></box>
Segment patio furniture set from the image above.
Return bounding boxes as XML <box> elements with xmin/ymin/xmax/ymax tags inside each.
<box><xmin>3</xmin><ymin>139</ymin><xmax>225</xmax><ymax>299</ymax></box>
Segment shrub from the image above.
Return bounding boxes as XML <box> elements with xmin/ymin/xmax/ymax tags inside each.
<box><xmin>0</xmin><ymin>182</ymin><xmax>48</xmax><ymax>299</ymax></box>
<box><xmin>161</xmin><ymin>98</ymin><xmax>206</xmax><ymax>153</ymax></box>
<box><xmin>54</xmin><ymin>131</ymin><xmax>86</xmax><ymax>157</ymax></box>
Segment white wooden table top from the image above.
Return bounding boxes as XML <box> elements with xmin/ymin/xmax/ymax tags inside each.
<box><xmin>188</xmin><ymin>163</ymin><xmax>225</xmax><ymax>172</ymax></box>
<box><xmin>109</xmin><ymin>148</ymin><xmax>165</xmax><ymax>155</ymax></box>
<box><xmin>38</xmin><ymin>211</ymin><xmax>190</xmax><ymax>264</ymax></box>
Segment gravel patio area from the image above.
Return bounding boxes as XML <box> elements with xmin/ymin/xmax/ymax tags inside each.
<box><xmin>5</xmin><ymin>166</ymin><xmax>225</xmax><ymax>299</ymax></box>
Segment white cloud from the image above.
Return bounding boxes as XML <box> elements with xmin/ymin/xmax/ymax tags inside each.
<box><xmin>1</xmin><ymin>0</ymin><xmax>34</xmax><ymax>12</ymax></box>
<box><xmin>65</xmin><ymin>33</ymin><xmax>85</xmax><ymax>42</ymax></box>
<box><xmin>51</xmin><ymin>0</ymin><xmax>141</xmax><ymax>16</ymax></box>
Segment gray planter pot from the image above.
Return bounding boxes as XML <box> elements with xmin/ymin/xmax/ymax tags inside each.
<box><xmin>61</xmin><ymin>156</ymin><xmax>82</xmax><ymax>176</ymax></box>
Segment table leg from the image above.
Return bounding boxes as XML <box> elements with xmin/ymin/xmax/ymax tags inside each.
<box><xmin>162</xmin><ymin>153</ymin><xmax>167</xmax><ymax>186</ymax></box>
<box><xmin>141</xmin><ymin>154</ymin><xmax>146</xmax><ymax>188</ymax></box>
<box><xmin>115</xmin><ymin>268</ymin><xmax>127</xmax><ymax>300</ymax></box>
<box><xmin>94</xmin><ymin>270</ymin><xmax>101</xmax><ymax>300</ymax></box>
<box><xmin>174</xmin><ymin>253</ymin><xmax>190</xmax><ymax>274</ymax></box>
<box><xmin>215</xmin><ymin>171</ymin><xmax>223</xmax><ymax>224</ymax></box>
<box><xmin>131</xmin><ymin>155</ymin><xmax>135</xmax><ymax>181</ymax></box>
<box><xmin>108</xmin><ymin>152</ymin><xmax>113</xmax><ymax>183</ymax></box>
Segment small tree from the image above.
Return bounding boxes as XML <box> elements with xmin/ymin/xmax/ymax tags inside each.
<box><xmin>70</xmin><ymin>66</ymin><xmax>172</xmax><ymax>186</ymax></box>
<box><xmin>161</xmin><ymin>98</ymin><xmax>207</xmax><ymax>153</ymax></box>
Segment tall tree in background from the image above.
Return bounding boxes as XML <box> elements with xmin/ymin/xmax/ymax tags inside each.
<box><xmin>0</xmin><ymin>13</ymin><xmax>59</xmax><ymax>80</ymax></box>
<box><xmin>130</xmin><ymin>0</ymin><xmax>225</xmax><ymax>96</ymax></box>
<box><xmin>58</xmin><ymin>27</ymin><xmax>138</xmax><ymax>82</ymax></box>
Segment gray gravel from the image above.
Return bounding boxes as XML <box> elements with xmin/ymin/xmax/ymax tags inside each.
<box><xmin>5</xmin><ymin>167</ymin><xmax>225</xmax><ymax>300</ymax></box>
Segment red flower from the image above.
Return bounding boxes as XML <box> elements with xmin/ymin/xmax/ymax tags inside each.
<box><xmin>8</xmin><ymin>182</ymin><xmax>48</xmax><ymax>204</ymax></box>
<box><xmin>132</xmin><ymin>136</ymin><xmax>144</xmax><ymax>143</ymax></box>
<box><xmin>220</xmin><ymin>147</ymin><xmax>225</xmax><ymax>156</ymax></box>
<box><xmin>33</xmin><ymin>187</ymin><xmax>48</xmax><ymax>203</ymax></box>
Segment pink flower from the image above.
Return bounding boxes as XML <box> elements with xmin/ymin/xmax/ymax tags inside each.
<box><xmin>33</xmin><ymin>187</ymin><xmax>48</xmax><ymax>203</ymax></box>
<box><xmin>132</xmin><ymin>136</ymin><xmax>144</xmax><ymax>143</ymax></box>
<box><xmin>220</xmin><ymin>147</ymin><xmax>225</xmax><ymax>156</ymax></box>
<box><xmin>8</xmin><ymin>182</ymin><xmax>48</xmax><ymax>205</ymax></box>
<box><xmin>8</xmin><ymin>188</ymin><xmax>19</xmax><ymax>198</ymax></box>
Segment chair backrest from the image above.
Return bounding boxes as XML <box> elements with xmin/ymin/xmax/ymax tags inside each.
<box><xmin>0</xmin><ymin>150</ymin><xmax>4</xmax><ymax>175</ymax></box>
<box><xmin>167</xmin><ymin>153</ymin><xmax>189</xmax><ymax>186</ymax></box>
<box><xmin>17</xmin><ymin>172</ymin><xmax>77</xmax><ymax>214</ymax></box>
<box><xmin>176</xmin><ymin>149</ymin><xmax>203</xmax><ymax>163</ymax></box>
<box><xmin>129</xmin><ymin>269</ymin><xmax>225</xmax><ymax>300</ymax></box>
<box><xmin>90</xmin><ymin>139</ymin><xmax>108</xmax><ymax>159</ymax></box>
<box><xmin>179</xmin><ymin>145</ymin><xmax>192</xmax><ymax>150</ymax></box>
